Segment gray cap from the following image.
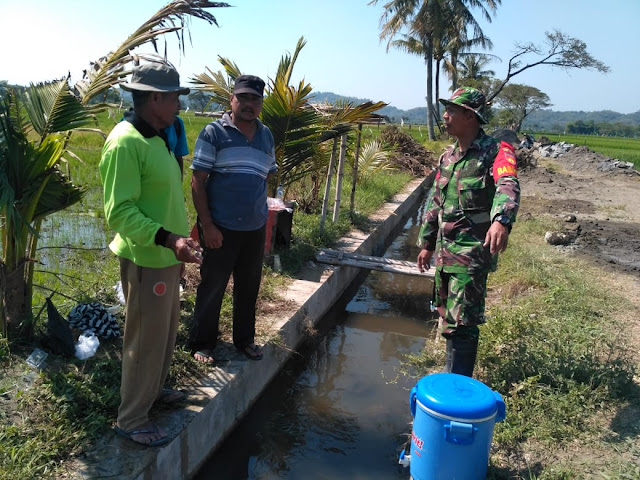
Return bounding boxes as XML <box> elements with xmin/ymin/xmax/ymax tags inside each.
<box><xmin>121</xmin><ymin>62</ymin><xmax>189</xmax><ymax>95</ymax></box>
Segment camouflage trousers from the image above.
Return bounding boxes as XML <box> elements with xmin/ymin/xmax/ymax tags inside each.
<box><xmin>434</xmin><ymin>269</ymin><xmax>488</xmax><ymax>339</ymax></box>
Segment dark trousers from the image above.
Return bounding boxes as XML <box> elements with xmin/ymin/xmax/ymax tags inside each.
<box><xmin>189</xmin><ymin>224</ymin><xmax>265</xmax><ymax>352</ymax></box>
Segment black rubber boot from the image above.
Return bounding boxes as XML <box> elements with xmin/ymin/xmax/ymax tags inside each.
<box><xmin>443</xmin><ymin>339</ymin><xmax>453</xmax><ymax>373</ymax></box>
<box><xmin>444</xmin><ymin>336</ymin><xmax>478</xmax><ymax>377</ymax></box>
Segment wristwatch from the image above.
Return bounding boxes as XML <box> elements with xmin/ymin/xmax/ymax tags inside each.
<box><xmin>494</xmin><ymin>215</ymin><xmax>511</xmax><ymax>229</ymax></box>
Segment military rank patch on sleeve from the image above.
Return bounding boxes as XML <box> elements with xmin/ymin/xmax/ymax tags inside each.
<box><xmin>493</xmin><ymin>141</ymin><xmax>518</xmax><ymax>181</ymax></box>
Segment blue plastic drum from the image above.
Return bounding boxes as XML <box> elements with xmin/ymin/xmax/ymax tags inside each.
<box><xmin>409</xmin><ymin>373</ymin><xmax>505</xmax><ymax>480</ymax></box>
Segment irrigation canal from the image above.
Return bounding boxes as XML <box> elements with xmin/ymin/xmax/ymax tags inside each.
<box><xmin>195</xmin><ymin>206</ymin><xmax>436</xmax><ymax>479</ymax></box>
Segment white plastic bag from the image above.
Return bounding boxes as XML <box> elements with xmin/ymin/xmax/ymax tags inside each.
<box><xmin>114</xmin><ymin>281</ymin><xmax>126</xmax><ymax>305</ymax></box>
<box><xmin>75</xmin><ymin>332</ymin><xmax>100</xmax><ymax>360</ymax></box>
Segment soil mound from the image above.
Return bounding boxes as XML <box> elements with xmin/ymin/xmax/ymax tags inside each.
<box><xmin>379</xmin><ymin>125</ymin><xmax>437</xmax><ymax>176</ymax></box>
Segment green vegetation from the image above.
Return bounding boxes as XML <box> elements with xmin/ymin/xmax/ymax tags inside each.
<box><xmin>0</xmin><ymin>98</ymin><xmax>420</xmax><ymax>478</ymax></box>
<box><xmin>404</xmin><ymin>212</ymin><xmax>638</xmax><ymax>478</ymax></box>
<box><xmin>538</xmin><ymin>133</ymin><xmax>640</xmax><ymax>168</ymax></box>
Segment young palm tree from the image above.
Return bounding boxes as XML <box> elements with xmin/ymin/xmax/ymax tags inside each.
<box><xmin>0</xmin><ymin>0</ymin><xmax>229</xmax><ymax>339</ymax></box>
<box><xmin>0</xmin><ymin>81</ymin><xmax>99</xmax><ymax>337</ymax></box>
<box><xmin>191</xmin><ymin>37</ymin><xmax>386</xmax><ymax>201</ymax></box>
<box><xmin>356</xmin><ymin>139</ymin><xmax>396</xmax><ymax>182</ymax></box>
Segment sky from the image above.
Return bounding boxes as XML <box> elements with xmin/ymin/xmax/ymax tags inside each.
<box><xmin>1</xmin><ymin>0</ymin><xmax>638</xmax><ymax>114</ymax></box>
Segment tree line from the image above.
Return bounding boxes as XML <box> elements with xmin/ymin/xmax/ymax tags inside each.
<box><xmin>563</xmin><ymin>120</ymin><xmax>640</xmax><ymax>138</ymax></box>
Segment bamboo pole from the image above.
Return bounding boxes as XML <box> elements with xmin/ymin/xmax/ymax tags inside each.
<box><xmin>332</xmin><ymin>134</ymin><xmax>347</xmax><ymax>223</ymax></box>
<box><xmin>319</xmin><ymin>137</ymin><xmax>339</xmax><ymax>235</ymax></box>
<box><xmin>350</xmin><ymin>123</ymin><xmax>363</xmax><ymax>215</ymax></box>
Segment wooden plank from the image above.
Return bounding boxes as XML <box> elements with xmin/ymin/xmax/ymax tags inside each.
<box><xmin>316</xmin><ymin>249</ymin><xmax>434</xmax><ymax>278</ymax></box>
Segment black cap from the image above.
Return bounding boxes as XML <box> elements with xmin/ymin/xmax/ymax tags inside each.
<box><xmin>233</xmin><ymin>75</ymin><xmax>265</xmax><ymax>96</ymax></box>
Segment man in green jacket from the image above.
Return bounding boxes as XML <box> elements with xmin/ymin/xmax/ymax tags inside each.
<box><xmin>100</xmin><ymin>62</ymin><xmax>203</xmax><ymax>446</ymax></box>
<box><xmin>417</xmin><ymin>87</ymin><xmax>520</xmax><ymax>377</ymax></box>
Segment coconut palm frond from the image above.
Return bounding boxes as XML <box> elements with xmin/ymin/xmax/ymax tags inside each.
<box><xmin>217</xmin><ymin>56</ymin><xmax>243</xmax><ymax>80</ymax></box>
<box><xmin>190</xmin><ymin>65</ymin><xmax>235</xmax><ymax>111</ymax></box>
<box><xmin>275</xmin><ymin>37</ymin><xmax>307</xmax><ymax>87</ymax></box>
<box><xmin>19</xmin><ymin>136</ymin><xmax>66</xmax><ymax>209</ymax></box>
<box><xmin>76</xmin><ymin>0</ymin><xmax>230</xmax><ymax>104</ymax></box>
<box><xmin>357</xmin><ymin>139</ymin><xmax>396</xmax><ymax>181</ymax></box>
<box><xmin>262</xmin><ymin>79</ymin><xmax>323</xmax><ymax>188</ymax></box>
<box><xmin>21</xmin><ymin>79</ymin><xmax>100</xmax><ymax>140</ymax></box>
<box><xmin>32</xmin><ymin>169</ymin><xmax>86</xmax><ymax>221</ymax></box>
<box><xmin>328</xmin><ymin>101</ymin><xmax>388</xmax><ymax>127</ymax></box>
<box><xmin>1</xmin><ymin>134</ymin><xmax>66</xmax><ymax>269</ymax></box>
<box><xmin>0</xmin><ymin>89</ymin><xmax>26</xmax><ymax>241</ymax></box>
<box><xmin>258</xmin><ymin>37</ymin><xmax>327</xmax><ymax>189</ymax></box>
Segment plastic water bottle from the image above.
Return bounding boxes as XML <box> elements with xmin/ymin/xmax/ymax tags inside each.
<box><xmin>276</xmin><ymin>184</ymin><xmax>284</xmax><ymax>200</ymax></box>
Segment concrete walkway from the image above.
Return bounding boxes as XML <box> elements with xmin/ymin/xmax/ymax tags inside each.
<box><xmin>69</xmin><ymin>176</ymin><xmax>431</xmax><ymax>479</ymax></box>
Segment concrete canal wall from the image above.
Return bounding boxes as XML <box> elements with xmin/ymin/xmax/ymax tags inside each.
<box><xmin>71</xmin><ymin>174</ymin><xmax>433</xmax><ymax>479</ymax></box>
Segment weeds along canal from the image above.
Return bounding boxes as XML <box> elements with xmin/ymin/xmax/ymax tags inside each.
<box><xmin>196</xmin><ymin>210</ymin><xmax>436</xmax><ymax>479</ymax></box>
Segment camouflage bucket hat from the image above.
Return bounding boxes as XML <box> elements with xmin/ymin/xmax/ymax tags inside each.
<box><xmin>439</xmin><ymin>86</ymin><xmax>488</xmax><ymax>124</ymax></box>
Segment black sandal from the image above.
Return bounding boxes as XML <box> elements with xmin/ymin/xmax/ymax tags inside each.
<box><xmin>239</xmin><ymin>344</ymin><xmax>263</xmax><ymax>361</ymax></box>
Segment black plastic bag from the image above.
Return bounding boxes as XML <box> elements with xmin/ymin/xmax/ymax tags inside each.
<box><xmin>45</xmin><ymin>297</ymin><xmax>75</xmax><ymax>357</ymax></box>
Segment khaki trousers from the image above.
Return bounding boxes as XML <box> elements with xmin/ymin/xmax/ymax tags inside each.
<box><xmin>116</xmin><ymin>257</ymin><xmax>181</xmax><ymax>431</ymax></box>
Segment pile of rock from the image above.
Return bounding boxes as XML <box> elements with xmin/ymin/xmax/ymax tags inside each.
<box><xmin>597</xmin><ymin>158</ymin><xmax>637</xmax><ymax>172</ymax></box>
<box><xmin>538</xmin><ymin>141</ymin><xmax>574</xmax><ymax>158</ymax></box>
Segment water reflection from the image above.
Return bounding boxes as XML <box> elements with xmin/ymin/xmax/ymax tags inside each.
<box><xmin>36</xmin><ymin>212</ymin><xmax>108</xmax><ymax>268</ymax></box>
<box><xmin>200</xmin><ymin>314</ymin><xmax>432</xmax><ymax>480</ymax></box>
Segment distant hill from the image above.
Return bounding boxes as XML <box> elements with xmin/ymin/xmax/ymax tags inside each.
<box><xmin>522</xmin><ymin>109</ymin><xmax>640</xmax><ymax>131</ymax></box>
<box><xmin>310</xmin><ymin>91</ymin><xmax>640</xmax><ymax>131</ymax></box>
<box><xmin>118</xmin><ymin>88</ymin><xmax>640</xmax><ymax>131</ymax></box>
<box><xmin>310</xmin><ymin>91</ymin><xmax>425</xmax><ymax>124</ymax></box>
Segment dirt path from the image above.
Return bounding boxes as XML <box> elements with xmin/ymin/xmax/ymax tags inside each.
<box><xmin>519</xmin><ymin>146</ymin><xmax>640</xmax><ymax>276</ymax></box>
<box><xmin>518</xmin><ymin>145</ymin><xmax>640</xmax><ymax>344</ymax></box>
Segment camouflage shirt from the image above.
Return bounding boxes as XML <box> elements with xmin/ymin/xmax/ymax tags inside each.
<box><xmin>418</xmin><ymin>130</ymin><xmax>520</xmax><ymax>273</ymax></box>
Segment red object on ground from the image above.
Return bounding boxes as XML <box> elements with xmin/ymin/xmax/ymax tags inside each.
<box><xmin>264</xmin><ymin>208</ymin><xmax>279</xmax><ymax>256</ymax></box>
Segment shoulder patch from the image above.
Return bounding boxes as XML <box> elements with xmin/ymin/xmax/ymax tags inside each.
<box><xmin>493</xmin><ymin>141</ymin><xmax>518</xmax><ymax>181</ymax></box>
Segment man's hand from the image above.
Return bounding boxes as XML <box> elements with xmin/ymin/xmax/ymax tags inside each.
<box><xmin>417</xmin><ymin>249</ymin><xmax>433</xmax><ymax>273</ymax></box>
<box><xmin>201</xmin><ymin>222</ymin><xmax>223</xmax><ymax>249</ymax></box>
<box><xmin>483</xmin><ymin>221</ymin><xmax>509</xmax><ymax>255</ymax></box>
<box><xmin>166</xmin><ymin>233</ymin><xmax>204</xmax><ymax>265</ymax></box>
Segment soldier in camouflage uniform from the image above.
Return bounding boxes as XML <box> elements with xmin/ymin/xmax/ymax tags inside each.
<box><xmin>417</xmin><ymin>86</ymin><xmax>520</xmax><ymax>377</ymax></box>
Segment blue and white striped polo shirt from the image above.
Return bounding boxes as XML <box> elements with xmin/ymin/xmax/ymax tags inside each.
<box><xmin>191</xmin><ymin>112</ymin><xmax>277</xmax><ymax>231</ymax></box>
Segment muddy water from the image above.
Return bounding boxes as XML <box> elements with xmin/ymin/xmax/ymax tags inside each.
<box><xmin>196</xmin><ymin>217</ymin><xmax>436</xmax><ymax>479</ymax></box>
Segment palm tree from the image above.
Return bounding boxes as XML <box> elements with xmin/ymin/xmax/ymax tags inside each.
<box><xmin>0</xmin><ymin>81</ymin><xmax>95</xmax><ymax>337</ymax></box>
<box><xmin>191</xmin><ymin>37</ymin><xmax>386</xmax><ymax>201</ymax></box>
<box><xmin>369</xmin><ymin>0</ymin><xmax>500</xmax><ymax>139</ymax></box>
<box><xmin>456</xmin><ymin>53</ymin><xmax>497</xmax><ymax>92</ymax></box>
<box><xmin>0</xmin><ymin>1</ymin><xmax>229</xmax><ymax>339</ymax></box>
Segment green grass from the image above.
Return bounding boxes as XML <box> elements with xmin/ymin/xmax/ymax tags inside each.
<box><xmin>537</xmin><ymin>132</ymin><xmax>640</xmax><ymax>168</ymax></box>
<box><xmin>279</xmin><ymin>170</ymin><xmax>412</xmax><ymax>273</ymax></box>
<box><xmin>402</xmin><ymin>211</ymin><xmax>638</xmax><ymax>478</ymax></box>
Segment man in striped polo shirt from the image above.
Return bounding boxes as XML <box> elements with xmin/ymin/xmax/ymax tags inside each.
<box><xmin>189</xmin><ymin>75</ymin><xmax>276</xmax><ymax>363</ymax></box>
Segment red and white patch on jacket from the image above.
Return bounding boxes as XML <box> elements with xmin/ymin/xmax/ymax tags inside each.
<box><xmin>493</xmin><ymin>141</ymin><xmax>518</xmax><ymax>181</ymax></box>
